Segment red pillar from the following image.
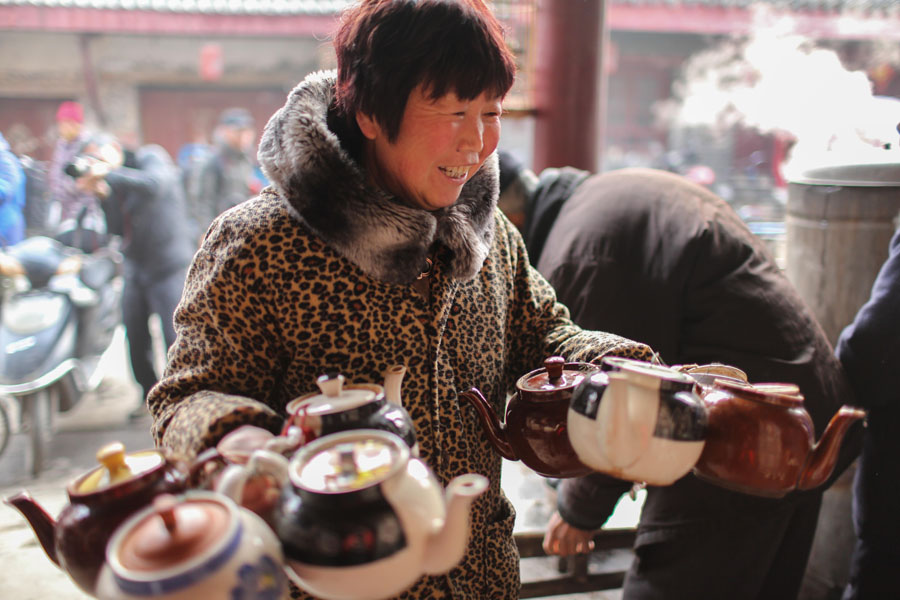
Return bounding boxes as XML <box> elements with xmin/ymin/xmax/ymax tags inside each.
<box><xmin>532</xmin><ymin>0</ymin><xmax>605</xmax><ymax>172</ymax></box>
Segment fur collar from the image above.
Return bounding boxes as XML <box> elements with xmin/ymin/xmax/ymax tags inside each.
<box><xmin>257</xmin><ymin>70</ymin><xmax>498</xmax><ymax>285</ymax></box>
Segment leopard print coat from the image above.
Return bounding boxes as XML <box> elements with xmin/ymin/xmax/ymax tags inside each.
<box><xmin>148</xmin><ymin>70</ymin><xmax>653</xmax><ymax>599</ymax></box>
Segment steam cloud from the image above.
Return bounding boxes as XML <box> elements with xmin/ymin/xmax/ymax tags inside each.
<box><xmin>656</xmin><ymin>5</ymin><xmax>900</xmax><ymax>172</ymax></box>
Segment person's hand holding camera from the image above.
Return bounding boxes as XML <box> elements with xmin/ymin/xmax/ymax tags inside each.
<box><xmin>69</xmin><ymin>157</ymin><xmax>112</xmax><ymax>198</ymax></box>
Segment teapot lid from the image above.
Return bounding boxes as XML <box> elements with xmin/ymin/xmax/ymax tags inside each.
<box><xmin>110</xmin><ymin>493</ymin><xmax>233</xmax><ymax>573</ymax></box>
<box><xmin>286</xmin><ymin>373</ymin><xmax>380</xmax><ymax>417</ymax></box>
<box><xmin>289</xmin><ymin>429</ymin><xmax>407</xmax><ymax>494</ymax></box>
<box><xmin>715</xmin><ymin>378</ymin><xmax>805</xmax><ymax>407</ymax></box>
<box><xmin>75</xmin><ymin>442</ymin><xmax>165</xmax><ymax>494</ymax></box>
<box><xmin>518</xmin><ymin>356</ymin><xmax>595</xmax><ymax>394</ymax></box>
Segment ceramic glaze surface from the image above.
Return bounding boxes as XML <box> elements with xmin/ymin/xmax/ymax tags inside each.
<box><xmin>96</xmin><ymin>492</ymin><xmax>287</xmax><ymax>600</ymax></box>
<box><xmin>270</xmin><ymin>430</ymin><xmax>486</xmax><ymax>600</ymax></box>
<box><xmin>461</xmin><ymin>357</ymin><xmax>597</xmax><ymax>478</ymax></box>
<box><xmin>693</xmin><ymin>381</ymin><xmax>814</xmax><ymax>497</ymax></box>
<box><xmin>4</xmin><ymin>443</ymin><xmax>186</xmax><ymax>595</ymax></box>
<box><xmin>286</xmin><ymin>375</ymin><xmax>417</xmax><ymax>451</ymax></box>
<box><xmin>567</xmin><ymin>358</ymin><xmax>707</xmax><ymax>485</ymax></box>
<box><xmin>693</xmin><ymin>378</ymin><xmax>865</xmax><ymax>497</ymax></box>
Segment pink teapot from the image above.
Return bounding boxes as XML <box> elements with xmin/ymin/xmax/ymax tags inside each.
<box><xmin>218</xmin><ymin>429</ymin><xmax>487</xmax><ymax>600</ymax></box>
<box><xmin>95</xmin><ymin>491</ymin><xmax>287</xmax><ymax>600</ymax></box>
<box><xmin>4</xmin><ymin>442</ymin><xmax>186</xmax><ymax>595</ymax></box>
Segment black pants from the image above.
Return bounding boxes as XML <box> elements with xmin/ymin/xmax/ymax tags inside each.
<box><xmin>123</xmin><ymin>265</ymin><xmax>186</xmax><ymax>400</ymax></box>
<box><xmin>624</xmin><ymin>493</ymin><xmax>823</xmax><ymax>600</ymax></box>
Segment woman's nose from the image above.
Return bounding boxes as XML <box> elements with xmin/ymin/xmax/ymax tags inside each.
<box><xmin>458</xmin><ymin>116</ymin><xmax>484</xmax><ymax>153</ymax></box>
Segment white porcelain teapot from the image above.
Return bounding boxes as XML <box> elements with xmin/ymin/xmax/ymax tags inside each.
<box><xmin>567</xmin><ymin>356</ymin><xmax>708</xmax><ymax>485</ymax></box>
<box><xmin>218</xmin><ymin>429</ymin><xmax>488</xmax><ymax>600</ymax></box>
<box><xmin>95</xmin><ymin>491</ymin><xmax>287</xmax><ymax>600</ymax></box>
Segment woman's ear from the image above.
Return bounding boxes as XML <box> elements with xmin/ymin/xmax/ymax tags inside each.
<box><xmin>355</xmin><ymin>112</ymin><xmax>381</xmax><ymax>141</ymax></box>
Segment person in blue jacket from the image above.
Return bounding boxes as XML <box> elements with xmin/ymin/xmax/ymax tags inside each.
<box><xmin>835</xmin><ymin>227</ymin><xmax>900</xmax><ymax>599</ymax></box>
<box><xmin>0</xmin><ymin>132</ymin><xmax>26</xmax><ymax>246</ymax></box>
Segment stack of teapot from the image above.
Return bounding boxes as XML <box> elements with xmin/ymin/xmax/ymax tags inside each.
<box><xmin>462</xmin><ymin>355</ymin><xmax>866</xmax><ymax>496</ymax></box>
<box><xmin>4</xmin><ymin>366</ymin><xmax>488</xmax><ymax>600</ymax></box>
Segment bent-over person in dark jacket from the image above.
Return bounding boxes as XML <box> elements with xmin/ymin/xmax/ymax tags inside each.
<box><xmin>498</xmin><ymin>157</ymin><xmax>862</xmax><ymax>600</ymax></box>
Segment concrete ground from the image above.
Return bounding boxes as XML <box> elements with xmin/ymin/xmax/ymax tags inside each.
<box><xmin>0</xmin><ymin>327</ymin><xmax>640</xmax><ymax>599</ymax></box>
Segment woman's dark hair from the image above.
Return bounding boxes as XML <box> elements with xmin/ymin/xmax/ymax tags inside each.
<box><xmin>334</xmin><ymin>0</ymin><xmax>517</xmax><ymax>142</ymax></box>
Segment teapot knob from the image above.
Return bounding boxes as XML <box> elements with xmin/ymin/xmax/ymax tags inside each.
<box><xmin>544</xmin><ymin>356</ymin><xmax>565</xmax><ymax>382</ymax></box>
<box><xmin>316</xmin><ymin>373</ymin><xmax>346</xmax><ymax>397</ymax></box>
<box><xmin>96</xmin><ymin>441</ymin><xmax>133</xmax><ymax>484</ymax></box>
<box><xmin>154</xmin><ymin>494</ymin><xmax>178</xmax><ymax>534</ymax></box>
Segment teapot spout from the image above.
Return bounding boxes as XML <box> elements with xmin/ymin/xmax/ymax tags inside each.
<box><xmin>4</xmin><ymin>490</ymin><xmax>60</xmax><ymax>567</ymax></box>
<box><xmin>423</xmin><ymin>474</ymin><xmax>488</xmax><ymax>575</ymax></box>
<box><xmin>458</xmin><ymin>388</ymin><xmax>517</xmax><ymax>461</ymax></box>
<box><xmin>384</xmin><ymin>364</ymin><xmax>407</xmax><ymax>407</ymax></box>
<box><xmin>798</xmin><ymin>406</ymin><xmax>867</xmax><ymax>491</ymax></box>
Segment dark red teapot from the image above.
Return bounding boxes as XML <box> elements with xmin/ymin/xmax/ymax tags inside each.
<box><xmin>4</xmin><ymin>442</ymin><xmax>186</xmax><ymax>595</ymax></box>
<box><xmin>460</xmin><ymin>356</ymin><xmax>598</xmax><ymax>478</ymax></box>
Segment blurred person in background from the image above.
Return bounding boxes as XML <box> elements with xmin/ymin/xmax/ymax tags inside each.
<box><xmin>835</xmin><ymin>227</ymin><xmax>900</xmax><ymax>600</ymax></box>
<box><xmin>46</xmin><ymin>101</ymin><xmax>107</xmax><ymax>252</ymax></box>
<box><xmin>187</xmin><ymin>107</ymin><xmax>262</xmax><ymax>240</ymax></box>
<box><xmin>0</xmin><ymin>131</ymin><xmax>27</xmax><ymax>246</ymax></box>
<box><xmin>498</xmin><ymin>154</ymin><xmax>860</xmax><ymax>600</ymax></box>
<box><xmin>74</xmin><ymin>135</ymin><xmax>194</xmax><ymax>420</ymax></box>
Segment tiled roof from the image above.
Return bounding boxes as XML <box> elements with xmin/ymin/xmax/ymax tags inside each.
<box><xmin>0</xmin><ymin>0</ymin><xmax>351</xmax><ymax>14</ymax></box>
<box><xmin>610</xmin><ymin>0</ymin><xmax>898</xmax><ymax>9</ymax></box>
<box><xmin>0</xmin><ymin>0</ymin><xmax>897</xmax><ymax>13</ymax></box>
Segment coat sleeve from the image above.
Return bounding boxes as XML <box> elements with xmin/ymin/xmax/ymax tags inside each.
<box><xmin>148</xmin><ymin>214</ymin><xmax>285</xmax><ymax>459</ymax></box>
<box><xmin>557</xmin><ymin>474</ymin><xmax>633</xmax><ymax>530</ymax></box>
<box><xmin>835</xmin><ymin>228</ymin><xmax>900</xmax><ymax>410</ymax></box>
<box><xmin>496</xmin><ymin>211</ymin><xmax>655</xmax><ymax>383</ymax></box>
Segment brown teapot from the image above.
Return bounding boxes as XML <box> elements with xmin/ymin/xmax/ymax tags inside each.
<box><xmin>460</xmin><ymin>356</ymin><xmax>597</xmax><ymax>478</ymax></box>
<box><xmin>4</xmin><ymin>442</ymin><xmax>187</xmax><ymax>595</ymax></box>
<box><xmin>693</xmin><ymin>378</ymin><xmax>866</xmax><ymax>497</ymax></box>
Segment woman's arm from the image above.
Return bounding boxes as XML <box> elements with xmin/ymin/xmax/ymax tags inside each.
<box><xmin>148</xmin><ymin>216</ymin><xmax>286</xmax><ymax>459</ymax></box>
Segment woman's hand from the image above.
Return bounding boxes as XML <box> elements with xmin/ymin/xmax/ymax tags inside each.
<box><xmin>542</xmin><ymin>511</ymin><xmax>596</xmax><ymax>556</ymax></box>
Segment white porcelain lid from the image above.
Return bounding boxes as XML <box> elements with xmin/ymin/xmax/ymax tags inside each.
<box><xmin>287</xmin><ymin>373</ymin><xmax>378</xmax><ymax>417</ymax></box>
<box><xmin>291</xmin><ymin>430</ymin><xmax>406</xmax><ymax>494</ymax></box>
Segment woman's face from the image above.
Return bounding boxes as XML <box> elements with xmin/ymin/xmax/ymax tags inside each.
<box><xmin>358</xmin><ymin>85</ymin><xmax>503</xmax><ymax>211</ymax></box>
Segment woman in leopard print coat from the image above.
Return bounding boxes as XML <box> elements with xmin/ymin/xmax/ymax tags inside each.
<box><xmin>148</xmin><ymin>2</ymin><xmax>653</xmax><ymax>598</ymax></box>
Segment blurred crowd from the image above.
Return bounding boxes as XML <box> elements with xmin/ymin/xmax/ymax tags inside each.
<box><xmin>0</xmin><ymin>100</ymin><xmax>267</xmax><ymax>419</ymax></box>
<box><xmin>1</xmin><ymin>100</ymin><xmax>266</xmax><ymax>248</ymax></box>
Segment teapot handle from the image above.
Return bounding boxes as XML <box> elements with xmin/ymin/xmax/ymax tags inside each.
<box><xmin>186</xmin><ymin>447</ymin><xmax>230</xmax><ymax>489</ymax></box>
<box><xmin>216</xmin><ymin>449</ymin><xmax>289</xmax><ymax>507</ymax></box>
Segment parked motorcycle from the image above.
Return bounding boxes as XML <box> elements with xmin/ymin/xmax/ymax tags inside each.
<box><xmin>0</xmin><ymin>234</ymin><xmax>122</xmax><ymax>475</ymax></box>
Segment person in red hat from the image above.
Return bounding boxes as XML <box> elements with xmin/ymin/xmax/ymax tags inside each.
<box><xmin>46</xmin><ymin>100</ymin><xmax>107</xmax><ymax>251</ymax></box>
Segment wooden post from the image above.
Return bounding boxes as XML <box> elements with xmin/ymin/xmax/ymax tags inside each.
<box><xmin>532</xmin><ymin>0</ymin><xmax>605</xmax><ymax>172</ymax></box>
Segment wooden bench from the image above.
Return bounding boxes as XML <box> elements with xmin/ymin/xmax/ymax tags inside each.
<box><xmin>515</xmin><ymin>528</ymin><xmax>637</xmax><ymax>598</ymax></box>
